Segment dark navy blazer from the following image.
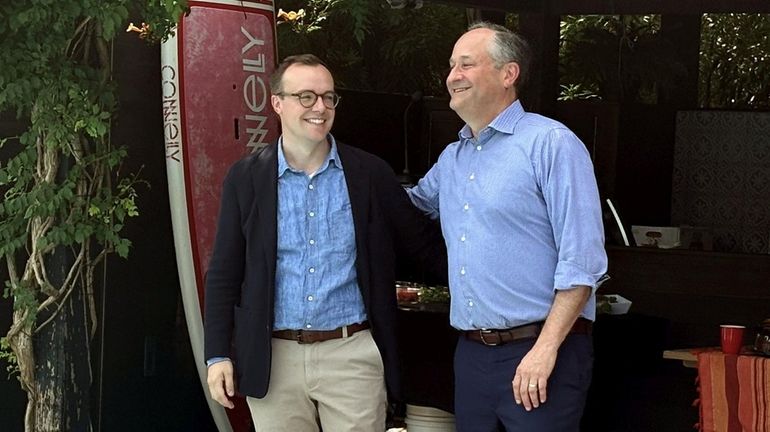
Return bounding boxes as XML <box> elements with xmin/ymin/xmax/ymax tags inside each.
<box><xmin>203</xmin><ymin>141</ymin><xmax>446</xmax><ymax>400</ymax></box>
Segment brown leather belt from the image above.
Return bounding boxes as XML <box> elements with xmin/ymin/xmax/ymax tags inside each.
<box><xmin>464</xmin><ymin>318</ymin><xmax>592</xmax><ymax>346</ymax></box>
<box><xmin>272</xmin><ymin>321</ymin><xmax>370</xmax><ymax>344</ymax></box>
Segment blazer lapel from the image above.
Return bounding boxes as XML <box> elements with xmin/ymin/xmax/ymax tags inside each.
<box><xmin>337</xmin><ymin>143</ymin><xmax>371</xmax><ymax>294</ymax></box>
<box><xmin>250</xmin><ymin>144</ymin><xmax>278</xmax><ymax>296</ymax></box>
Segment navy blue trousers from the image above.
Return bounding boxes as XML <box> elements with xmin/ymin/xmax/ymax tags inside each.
<box><xmin>454</xmin><ymin>334</ymin><xmax>593</xmax><ymax>432</ymax></box>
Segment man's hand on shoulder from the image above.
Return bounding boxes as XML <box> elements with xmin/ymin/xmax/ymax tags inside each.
<box><xmin>207</xmin><ymin>359</ymin><xmax>235</xmax><ymax>409</ymax></box>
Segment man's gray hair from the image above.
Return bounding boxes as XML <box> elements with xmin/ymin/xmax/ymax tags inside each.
<box><xmin>467</xmin><ymin>21</ymin><xmax>531</xmax><ymax>90</ymax></box>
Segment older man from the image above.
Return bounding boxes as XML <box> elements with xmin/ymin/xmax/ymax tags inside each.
<box><xmin>408</xmin><ymin>23</ymin><xmax>607</xmax><ymax>431</ymax></box>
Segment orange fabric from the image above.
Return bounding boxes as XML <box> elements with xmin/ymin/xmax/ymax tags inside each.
<box><xmin>697</xmin><ymin>351</ymin><xmax>770</xmax><ymax>432</ymax></box>
<box><xmin>736</xmin><ymin>356</ymin><xmax>769</xmax><ymax>432</ymax></box>
<box><xmin>699</xmin><ymin>352</ymin><xmax>717</xmax><ymax>431</ymax></box>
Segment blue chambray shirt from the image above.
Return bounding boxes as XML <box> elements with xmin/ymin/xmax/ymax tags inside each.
<box><xmin>408</xmin><ymin>100</ymin><xmax>607</xmax><ymax>331</ymax></box>
<box><xmin>272</xmin><ymin>136</ymin><xmax>367</xmax><ymax>331</ymax></box>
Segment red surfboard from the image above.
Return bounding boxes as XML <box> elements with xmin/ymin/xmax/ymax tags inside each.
<box><xmin>161</xmin><ymin>2</ymin><xmax>279</xmax><ymax>430</ymax></box>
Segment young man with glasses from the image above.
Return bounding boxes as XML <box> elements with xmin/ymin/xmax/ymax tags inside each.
<box><xmin>204</xmin><ymin>54</ymin><xmax>445</xmax><ymax>431</ymax></box>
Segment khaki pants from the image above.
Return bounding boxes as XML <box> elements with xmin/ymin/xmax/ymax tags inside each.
<box><xmin>246</xmin><ymin>329</ymin><xmax>387</xmax><ymax>432</ymax></box>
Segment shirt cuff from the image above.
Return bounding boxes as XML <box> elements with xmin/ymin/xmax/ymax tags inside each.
<box><xmin>554</xmin><ymin>260</ymin><xmax>607</xmax><ymax>292</ymax></box>
<box><xmin>206</xmin><ymin>357</ymin><xmax>231</xmax><ymax>367</ymax></box>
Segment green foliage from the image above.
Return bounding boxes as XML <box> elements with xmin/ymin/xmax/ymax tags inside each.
<box><xmin>0</xmin><ymin>336</ymin><xmax>19</xmax><ymax>377</ymax></box>
<box><xmin>559</xmin><ymin>13</ymin><xmax>770</xmax><ymax>107</ymax></box>
<box><xmin>339</xmin><ymin>0</ymin><xmax>372</xmax><ymax>45</ymax></box>
<box><xmin>558</xmin><ymin>83</ymin><xmax>601</xmax><ymax>101</ymax></box>
<box><xmin>700</xmin><ymin>14</ymin><xmax>770</xmax><ymax>109</ymax></box>
<box><xmin>2</xmin><ymin>280</ymin><xmax>38</xmax><ymax>328</ymax></box>
<box><xmin>277</xmin><ymin>0</ymin><xmax>344</xmax><ymax>35</ymax></box>
<box><xmin>0</xmin><ymin>0</ymin><xmax>185</xmax><ymax>388</ymax></box>
<box><xmin>275</xmin><ymin>0</ymin><xmax>465</xmax><ymax>95</ymax></box>
<box><xmin>418</xmin><ymin>285</ymin><xmax>450</xmax><ymax>304</ymax></box>
<box><xmin>595</xmin><ymin>295</ymin><xmax>614</xmax><ymax>314</ymax></box>
<box><xmin>559</xmin><ymin>15</ymin><xmax>685</xmax><ymax>103</ymax></box>
<box><xmin>134</xmin><ymin>0</ymin><xmax>188</xmax><ymax>42</ymax></box>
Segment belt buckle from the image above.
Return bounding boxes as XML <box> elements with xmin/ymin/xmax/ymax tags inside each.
<box><xmin>479</xmin><ymin>329</ymin><xmax>500</xmax><ymax>346</ymax></box>
<box><xmin>295</xmin><ymin>330</ymin><xmax>307</xmax><ymax>344</ymax></box>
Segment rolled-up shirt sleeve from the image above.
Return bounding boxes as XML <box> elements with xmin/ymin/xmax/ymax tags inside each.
<box><xmin>537</xmin><ymin>128</ymin><xmax>608</xmax><ymax>292</ymax></box>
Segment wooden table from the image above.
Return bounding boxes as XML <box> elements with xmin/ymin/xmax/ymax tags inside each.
<box><xmin>663</xmin><ymin>347</ymin><xmax>770</xmax><ymax>431</ymax></box>
<box><xmin>662</xmin><ymin>348</ymin><xmax>699</xmax><ymax>368</ymax></box>
<box><xmin>663</xmin><ymin>346</ymin><xmax>759</xmax><ymax>368</ymax></box>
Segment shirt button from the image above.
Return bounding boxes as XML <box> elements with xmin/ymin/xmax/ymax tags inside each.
<box><xmin>309</xmin><ymin>267</ymin><xmax>315</xmax><ymax>274</ymax></box>
<box><xmin>308</xmin><ymin>184</ymin><xmax>314</xmax><ymax>190</ymax></box>
<box><xmin>309</xmin><ymin>211</ymin><xmax>315</xmax><ymax>217</ymax></box>
<box><xmin>463</xmin><ymin>203</ymin><xmax>469</xmax><ymax>211</ymax></box>
<box><xmin>306</xmin><ymin>324</ymin><xmax>312</xmax><ymax>329</ymax></box>
<box><xmin>460</xmin><ymin>235</ymin><xmax>466</xmax><ymax>242</ymax></box>
<box><xmin>476</xmin><ymin>145</ymin><xmax>482</xmax><ymax>151</ymax></box>
<box><xmin>307</xmin><ymin>295</ymin><xmax>314</xmax><ymax>301</ymax></box>
<box><xmin>469</xmin><ymin>173</ymin><xmax>475</xmax><ymax>180</ymax></box>
<box><xmin>468</xmin><ymin>301</ymin><xmax>474</xmax><ymax>307</ymax></box>
<box><xmin>309</xmin><ymin>239</ymin><xmax>315</xmax><ymax>245</ymax></box>
<box><xmin>460</xmin><ymin>267</ymin><xmax>466</xmax><ymax>275</ymax></box>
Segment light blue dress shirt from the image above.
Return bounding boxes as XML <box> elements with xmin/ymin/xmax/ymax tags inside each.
<box><xmin>206</xmin><ymin>136</ymin><xmax>366</xmax><ymax>367</ymax></box>
<box><xmin>273</xmin><ymin>136</ymin><xmax>367</xmax><ymax>331</ymax></box>
<box><xmin>408</xmin><ymin>100</ymin><xmax>607</xmax><ymax>331</ymax></box>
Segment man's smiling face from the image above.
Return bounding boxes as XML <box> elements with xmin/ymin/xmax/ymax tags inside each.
<box><xmin>446</xmin><ymin>28</ymin><xmax>513</xmax><ymax>131</ymax></box>
<box><xmin>271</xmin><ymin>64</ymin><xmax>335</xmax><ymax>146</ymax></box>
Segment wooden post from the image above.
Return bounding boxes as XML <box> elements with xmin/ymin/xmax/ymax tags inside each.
<box><xmin>517</xmin><ymin>12</ymin><xmax>561</xmax><ymax>116</ymax></box>
<box><xmin>659</xmin><ymin>14</ymin><xmax>701</xmax><ymax>108</ymax></box>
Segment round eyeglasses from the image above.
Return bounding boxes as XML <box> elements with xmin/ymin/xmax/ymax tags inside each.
<box><xmin>276</xmin><ymin>91</ymin><xmax>341</xmax><ymax>109</ymax></box>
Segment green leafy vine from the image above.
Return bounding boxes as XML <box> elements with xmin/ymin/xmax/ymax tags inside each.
<box><xmin>0</xmin><ymin>1</ymin><xmax>187</xmax><ymax>429</ymax></box>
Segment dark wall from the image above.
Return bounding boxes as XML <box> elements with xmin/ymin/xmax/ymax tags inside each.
<box><xmin>0</xmin><ymin>34</ymin><xmax>214</xmax><ymax>430</ymax></box>
<box><xmin>583</xmin><ymin>245</ymin><xmax>770</xmax><ymax>431</ymax></box>
<box><xmin>333</xmin><ymin>89</ymin><xmax>410</xmax><ymax>171</ymax></box>
<box><xmin>605</xmin><ymin>246</ymin><xmax>770</xmax><ymax>346</ymax></box>
<box><xmin>333</xmin><ymin>90</ymin><xmax>463</xmax><ymax>181</ymax></box>
<box><xmin>414</xmin><ymin>97</ymin><xmax>464</xmax><ymax>176</ymax></box>
<box><xmin>582</xmin><ymin>313</ymin><xmax>699</xmax><ymax>432</ymax></box>
<box><xmin>554</xmin><ymin>101</ymin><xmax>677</xmax><ymax>228</ymax></box>
<box><xmin>614</xmin><ymin>104</ymin><xmax>677</xmax><ymax>226</ymax></box>
<box><xmin>553</xmin><ymin>101</ymin><xmax>620</xmax><ymax>198</ymax></box>
<box><xmin>0</xmin><ymin>116</ymin><xmax>29</xmax><ymax>432</ymax></box>
<box><xmin>96</xmin><ymin>30</ymin><xmax>216</xmax><ymax>432</ymax></box>
<box><xmin>0</xmin><ymin>317</ymin><xmax>25</xmax><ymax>430</ymax></box>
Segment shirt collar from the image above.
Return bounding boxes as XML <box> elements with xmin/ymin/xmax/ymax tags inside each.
<box><xmin>277</xmin><ymin>134</ymin><xmax>342</xmax><ymax>178</ymax></box>
<box><xmin>457</xmin><ymin>99</ymin><xmax>526</xmax><ymax>140</ymax></box>
<box><xmin>327</xmin><ymin>135</ymin><xmax>343</xmax><ymax>169</ymax></box>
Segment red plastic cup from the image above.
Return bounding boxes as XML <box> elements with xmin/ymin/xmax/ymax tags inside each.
<box><xmin>720</xmin><ymin>324</ymin><xmax>745</xmax><ymax>355</ymax></box>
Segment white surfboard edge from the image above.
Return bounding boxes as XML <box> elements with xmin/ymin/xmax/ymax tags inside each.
<box><xmin>160</xmin><ymin>28</ymin><xmax>235</xmax><ymax>432</ymax></box>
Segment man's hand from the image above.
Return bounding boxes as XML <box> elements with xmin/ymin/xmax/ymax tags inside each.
<box><xmin>207</xmin><ymin>360</ymin><xmax>235</xmax><ymax>409</ymax></box>
<box><xmin>512</xmin><ymin>286</ymin><xmax>591</xmax><ymax>411</ymax></box>
<box><xmin>511</xmin><ymin>345</ymin><xmax>558</xmax><ymax>411</ymax></box>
